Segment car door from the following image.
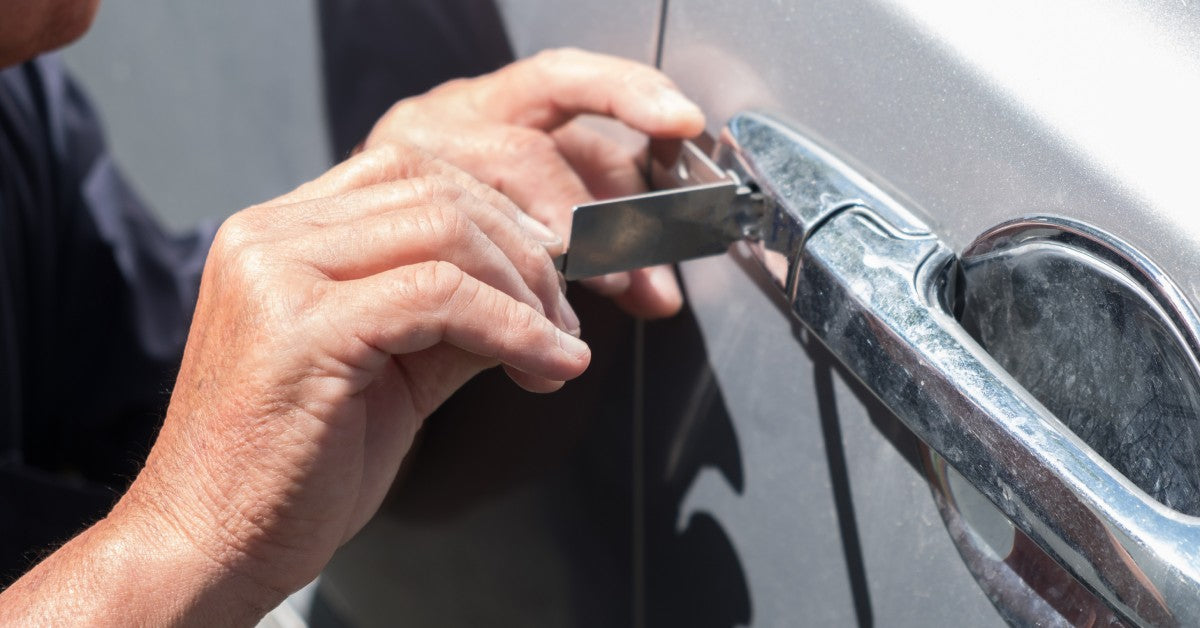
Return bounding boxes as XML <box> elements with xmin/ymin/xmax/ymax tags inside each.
<box><xmin>65</xmin><ymin>3</ymin><xmax>1200</xmax><ymax>622</ymax></box>
<box><xmin>503</xmin><ymin>1</ymin><xmax>1200</xmax><ymax>626</ymax></box>
<box><xmin>79</xmin><ymin>1</ymin><xmax>1184</xmax><ymax>624</ymax></box>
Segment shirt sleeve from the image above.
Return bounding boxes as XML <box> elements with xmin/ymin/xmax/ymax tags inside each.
<box><xmin>1</xmin><ymin>54</ymin><xmax>215</xmax><ymax>492</ymax></box>
<box><xmin>0</xmin><ymin>55</ymin><xmax>215</xmax><ymax>582</ymax></box>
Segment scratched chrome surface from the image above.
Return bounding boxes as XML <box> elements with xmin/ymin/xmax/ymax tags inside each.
<box><xmin>708</xmin><ymin>112</ymin><xmax>1200</xmax><ymax>625</ymax></box>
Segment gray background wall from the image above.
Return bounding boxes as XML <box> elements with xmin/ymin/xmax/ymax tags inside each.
<box><xmin>62</xmin><ymin>1</ymin><xmax>330</xmax><ymax>232</ymax></box>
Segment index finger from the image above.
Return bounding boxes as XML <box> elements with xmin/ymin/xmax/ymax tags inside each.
<box><xmin>476</xmin><ymin>48</ymin><xmax>706</xmax><ymax>137</ymax></box>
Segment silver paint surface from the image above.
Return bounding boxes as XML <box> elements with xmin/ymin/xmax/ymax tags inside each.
<box><xmin>659</xmin><ymin>1</ymin><xmax>1200</xmax><ymax>625</ymax></box>
<box><xmin>678</xmin><ymin>249</ymin><xmax>1000</xmax><ymax>625</ymax></box>
<box><xmin>495</xmin><ymin>0</ymin><xmax>662</xmax><ymax>60</ymax></box>
<box><xmin>661</xmin><ymin>0</ymin><xmax>1200</xmax><ymax>307</ymax></box>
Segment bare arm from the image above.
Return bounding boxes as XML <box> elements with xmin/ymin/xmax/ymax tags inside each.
<box><xmin>0</xmin><ymin>501</ymin><xmax>280</xmax><ymax>625</ymax></box>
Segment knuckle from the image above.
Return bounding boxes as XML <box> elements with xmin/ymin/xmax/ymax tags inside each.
<box><xmin>409</xmin><ymin>175</ymin><xmax>464</xmax><ymax>205</ymax></box>
<box><xmin>229</xmin><ymin>241</ymin><xmax>276</xmax><ymax>280</ymax></box>
<box><xmin>417</xmin><ymin>260</ymin><xmax>468</xmax><ymax>313</ymax></box>
<box><xmin>421</xmin><ymin>203</ymin><xmax>473</xmax><ymax>246</ymax></box>
<box><xmin>287</xmin><ymin>280</ymin><xmax>330</xmax><ymax>327</ymax></box>
<box><xmin>515</xmin><ymin>237</ymin><xmax>556</xmax><ymax>286</ymax></box>
<box><xmin>357</xmin><ymin>143</ymin><xmax>405</xmax><ymax>172</ymax></box>
<box><xmin>510</xmin><ymin>300</ymin><xmax>541</xmax><ymax>334</ymax></box>
<box><xmin>502</xmin><ymin>300</ymin><xmax>550</xmax><ymax>349</ymax></box>
<box><xmin>212</xmin><ymin>214</ymin><xmax>258</xmax><ymax>258</ymax></box>
<box><xmin>221</xmin><ymin>242</ymin><xmax>302</xmax><ymax>324</ymax></box>
<box><xmin>399</xmin><ymin>175</ymin><xmax>436</xmax><ymax>203</ymax></box>
<box><xmin>533</xmin><ymin>47</ymin><xmax>585</xmax><ymax>71</ymax></box>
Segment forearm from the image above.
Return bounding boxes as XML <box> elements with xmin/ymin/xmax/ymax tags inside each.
<box><xmin>0</xmin><ymin>493</ymin><xmax>282</xmax><ymax>626</ymax></box>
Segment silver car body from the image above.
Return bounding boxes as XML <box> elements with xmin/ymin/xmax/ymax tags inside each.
<box><xmin>499</xmin><ymin>0</ymin><xmax>1200</xmax><ymax>625</ymax></box>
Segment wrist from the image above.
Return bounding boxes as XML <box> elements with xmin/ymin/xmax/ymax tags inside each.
<box><xmin>106</xmin><ymin>478</ymin><xmax>288</xmax><ymax>625</ymax></box>
<box><xmin>0</xmin><ymin>495</ymin><xmax>283</xmax><ymax>626</ymax></box>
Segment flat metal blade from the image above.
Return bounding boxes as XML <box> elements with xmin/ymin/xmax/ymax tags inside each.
<box><xmin>554</xmin><ymin>181</ymin><xmax>744</xmax><ymax>280</ymax></box>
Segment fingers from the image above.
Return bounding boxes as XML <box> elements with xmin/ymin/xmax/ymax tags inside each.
<box><xmin>270</xmin><ymin>143</ymin><xmax>445</xmax><ymax>205</ymax></box>
<box><xmin>479</xmin><ymin>134</ymin><xmax>651</xmax><ymax>304</ymax></box>
<box><xmin>286</xmin><ymin>202</ymin><xmax>542</xmax><ymax>319</ymax></box>
<box><xmin>579</xmin><ymin>265</ymin><xmax>684</xmax><ymax>318</ymax></box>
<box><xmin>552</xmin><ymin>121</ymin><xmax>649</xmax><ymax>200</ymax></box>
<box><xmin>504</xmin><ymin>364</ymin><xmax>568</xmax><ymax>394</ymax></box>
<box><xmin>256</xmin><ymin>147</ymin><xmax>537</xmax><ymax>240</ymax></box>
<box><xmin>551</xmin><ymin>123</ymin><xmax>684</xmax><ymax>317</ymax></box>
<box><xmin>479</xmin><ymin>48</ymin><xmax>706</xmax><ymax>137</ymax></box>
<box><xmin>581</xmin><ymin>272</ymin><xmax>634</xmax><ymax>297</ymax></box>
<box><xmin>612</xmin><ymin>265</ymin><xmax>684</xmax><ymax>319</ymax></box>
<box><xmin>331</xmin><ymin>261</ymin><xmax>590</xmax><ymax>385</ymax></box>
<box><xmin>479</xmin><ymin>127</ymin><xmax>594</xmax><ymax>239</ymax></box>
<box><xmin>273</xmin><ymin>180</ymin><xmax>574</xmax><ymax>332</ymax></box>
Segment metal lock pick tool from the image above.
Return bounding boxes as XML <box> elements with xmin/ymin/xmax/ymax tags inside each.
<box><xmin>553</xmin><ymin>138</ymin><xmax>765</xmax><ymax>280</ymax></box>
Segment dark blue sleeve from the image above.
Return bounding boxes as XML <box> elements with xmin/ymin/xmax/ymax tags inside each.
<box><xmin>0</xmin><ymin>55</ymin><xmax>215</xmax><ymax>579</ymax></box>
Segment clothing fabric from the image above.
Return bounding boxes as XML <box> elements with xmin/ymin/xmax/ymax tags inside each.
<box><xmin>0</xmin><ymin>55</ymin><xmax>213</xmax><ymax>583</ymax></box>
<box><xmin>317</xmin><ymin>0</ymin><xmax>513</xmax><ymax>158</ymax></box>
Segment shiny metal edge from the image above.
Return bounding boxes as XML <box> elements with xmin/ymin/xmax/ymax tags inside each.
<box><xmin>923</xmin><ymin>448</ymin><xmax>1091</xmax><ymax>627</ymax></box>
<box><xmin>962</xmin><ymin>216</ymin><xmax>1200</xmax><ymax>380</ymax></box>
<box><xmin>921</xmin><ymin>449</ymin><xmax>1118</xmax><ymax>624</ymax></box>
<box><xmin>560</xmin><ymin>181</ymin><xmax>742</xmax><ymax>279</ymax></box>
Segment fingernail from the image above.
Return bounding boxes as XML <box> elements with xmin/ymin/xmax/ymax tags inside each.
<box><xmin>558</xmin><ymin>271</ymin><xmax>568</xmax><ymax>294</ymax></box>
<box><xmin>558</xmin><ymin>291</ymin><xmax>581</xmax><ymax>335</ymax></box>
<box><xmin>557</xmin><ymin>328</ymin><xmax>590</xmax><ymax>358</ymax></box>
<box><xmin>657</xmin><ymin>86</ymin><xmax>703</xmax><ymax>119</ymax></box>
<box><xmin>518</xmin><ymin>212</ymin><xmax>562</xmax><ymax>246</ymax></box>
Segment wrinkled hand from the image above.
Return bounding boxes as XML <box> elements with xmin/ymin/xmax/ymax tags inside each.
<box><xmin>111</xmin><ymin>144</ymin><xmax>589</xmax><ymax>614</ymax></box>
<box><xmin>0</xmin><ymin>51</ymin><xmax>696</xmax><ymax>626</ymax></box>
<box><xmin>363</xmin><ymin>48</ymin><xmax>706</xmax><ymax>318</ymax></box>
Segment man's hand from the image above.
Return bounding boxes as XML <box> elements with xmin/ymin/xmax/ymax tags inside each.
<box><xmin>0</xmin><ymin>50</ymin><xmax>697</xmax><ymax>625</ymax></box>
<box><xmin>0</xmin><ymin>145</ymin><xmax>589</xmax><ymax>624</ymax></box>
<box><xmin>362</xmin><ymin>48</ymin><xmax>706</xmax><ymax>318</ymax></box>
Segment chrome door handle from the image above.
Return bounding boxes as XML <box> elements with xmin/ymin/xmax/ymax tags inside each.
<box><xmin>684</xmin><ymin>112</ymin><xmax>1200</xmax><ymax>626</ymax></box>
